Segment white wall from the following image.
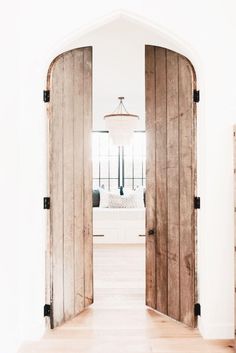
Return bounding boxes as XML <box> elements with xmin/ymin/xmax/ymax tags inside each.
<box><xmin>4</xmin><ymin>1</ymin><xmax>235</xmax><ymax>351</ymax></box>
<box><xmin>0</xmin><ymin>3</ymin><xmax>21</xmax><ymax>353</ymax></box>
<box><xmin>84</xmin><ymin>20</ymin><xmax>146</xmax><ymax>131</ymax></box>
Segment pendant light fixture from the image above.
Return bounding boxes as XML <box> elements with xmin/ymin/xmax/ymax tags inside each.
<box><xmin>104</xmin><ymin>97</ymin><xmax>139</xmax><ymax>145</ymax></box>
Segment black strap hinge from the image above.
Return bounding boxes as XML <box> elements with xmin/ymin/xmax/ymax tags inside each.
<box><xmin>193</xmin><ymin>89</ymin><xmax>200</xmax><ymax>103</ymax></box>
<box><xmin>44</xmin><ymin>304</ymin><xmax>51</xmax><ymax>317</ymax></box>
<box><xmin>194</xmin><ymin>196</ymin><xmax>200</xmax><ymax>209</ymax></box>
<box><xmin>194</xmin><ymin>303</ymin><xmax>201</xmax><ymax>316</ymax></box>
<box><xmin>43</xmin><ymin>90</ymin><xmax>50</xmax><ymax>103</ymax></box>
<box><xmin>43</xmin><ymin>197</ymin><xmax>50</xmax><ymax>209</ymax></box>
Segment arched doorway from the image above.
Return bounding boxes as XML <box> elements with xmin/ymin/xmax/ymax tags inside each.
<box><xmin>145</xmin><ymin>45</ymin><xmax>197</xmax><ymax>327</ymax></box>
<box><xmin>45</xmin><ymin>43</ymin><xmax>197</xmax><ymax>329</ymax></box>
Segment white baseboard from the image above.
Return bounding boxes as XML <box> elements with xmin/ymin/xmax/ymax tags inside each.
<box><xmin>198</xmin><ymin>318</ymin><xmax>234</xmax><ymax>339</ymax></box>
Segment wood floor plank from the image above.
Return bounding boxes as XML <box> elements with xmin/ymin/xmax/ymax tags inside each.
<box><xmin>18</xmin><ymin>245</ymin><xmax>234</xmax><ymax>353</ymax></box>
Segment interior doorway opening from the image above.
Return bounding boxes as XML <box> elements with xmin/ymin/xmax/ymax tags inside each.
<box><xmin>92</xmin><ymin>130</ymin><xmax>146</xmax><ymax>309</ymax></box>
<box><xmin>45</xmin><ymin>20</ymin><xmax>197</xmax><ymax>331</ymax></box>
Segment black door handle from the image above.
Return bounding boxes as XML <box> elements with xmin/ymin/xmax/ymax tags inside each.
<box><xmin>148</xmin><ymin>229</ymin><xmax>155</xmax><ymax>235</ymax></box>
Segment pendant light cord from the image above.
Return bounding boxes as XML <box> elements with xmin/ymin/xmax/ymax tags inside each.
<box><xmin>112</xmin><ymin>97</ymin><xmax>129</xmax><ymax>115</ymax></box>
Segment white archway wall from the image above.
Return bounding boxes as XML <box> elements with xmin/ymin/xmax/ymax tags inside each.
<box><xmin>15</xmin><ymin>2</ymin><xmax>236</xmax><ymax>349</ymax></box>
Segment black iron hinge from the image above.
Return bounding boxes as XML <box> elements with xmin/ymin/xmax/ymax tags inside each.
<box><xmin>193</xmin><ymin>89</ymin><xmax>200</xmax><ymax>103</ymax></box>
<box><xmin>43</xmin><ymin>197</ymin><xmax>50</xmax><ymax>209</ymax></box>
<box><xmin>43</xmin><ymin>90</ymin><xmax>50</xmax><ymax>103</ymax></box>
<box><xmin>44</xmin><ymin>304</ymin><xmax>51</xmax><ymax>317</ymax></box>
<box><xmin>194</xmin><ymin>196</ymin><xmax>200</xmax><ymax>209</ymax></box>
<box><xmin>194</xmin><ymin>303</ymin><xmax>201</xmax><ymax>316</ymax></box>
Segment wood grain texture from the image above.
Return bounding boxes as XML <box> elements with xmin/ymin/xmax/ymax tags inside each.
<box><xmin>73</xmin><ymin>49</ymin><xmax>85</xmax><ymax>314</ymax></box>
<box><xmin>47</xmin><ymin>47</ymin><xmax>93</xmax><ymax>329</ymax></box>
<box><xmin>83</xmin><ymin>47</ymin><xmax>93</xmax><ymax>307</ymax></box>
<box><xmin>145</xmin><ymin>45</ymin><xmax>157</xmax><ymax>309</ymax></box>
<box><xmin>166</xmin><ymin>50</ymin><xmax>180</xmax><ymax>321</ymax></box>
<box><xmin>50</xmin><ymin>55</ymin><xmax>64</xmax><ymax>328</ymax></box>
<box><xmin>234</xmin><ymin>126</ymin><xmax>236</xmax><ymax>349</ymax></box>
<box><xmin>63</xmin><ymin>51</ymin><xmax>75</xmax><ymax>321</ymax></box>
<box><xmin>179</xmin><ymin>56</ymin><xmax>196</xmax><ymax>327</ymax></box>
<box><xmin>19</xmin><ymin>245</ymin><xmax>233</xmax><ymax>353</ymax></box>
<box><xmin>155</xmin><ymin>47</ymin><xmax>168</xmax><ymax>315</ymax></box>
<box><xmin>145</xmin><ymin>46</ymin><xmax>197</xmax><ymax>327</ymax></box>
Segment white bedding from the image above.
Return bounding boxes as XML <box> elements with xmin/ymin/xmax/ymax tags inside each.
<box><xmin>93</xmin><ymin>207</ymin><xmax>145</xmax><ymax>221</ymax></box>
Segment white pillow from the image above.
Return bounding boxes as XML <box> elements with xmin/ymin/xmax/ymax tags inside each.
<box><xmin>99</xmin><ymin>188</ymin><xmax>120</xmax><ymax>208</ymax></box>
<box><xmin>108</xmin><ymin>188</ymin><xmax>144</xmax><ymax>208</ymax></box>
<box><xmin>108</xmin><ymin>193</ymin><xmax>123</xmax><ymax>208</ymax></box>
<box><xmin>133</xmin><ymin>186</ymin><xmax>145</xmax><ymax>208</ymax></box>
<box><xmin>99</xmin><ymin>188</ymin><xmax>109</xmax><ymax>208</ymax></box>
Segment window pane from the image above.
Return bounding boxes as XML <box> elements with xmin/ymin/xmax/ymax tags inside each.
<box><xmin>143</xmin><ymin>160</ymin><xmax>146</xmax><ymax>178</ymax></box>
<box><xmin>100</xmin><ymin>134</ymin><xmax>109</xmax><ymax>156</ymax></box>
<box><xmin>124</xmin><ymin>179</ymin><xmax>133</xmax><ymax>190</ymax></box>
<box><xmin>109</xmin><ymin>157</ymin><xmax>118</xmax><ymax>178</ymax></box>
<box><xmin>124</xmin><ymin>157</ymin><xmax>133</xmax><ymax>178</ymax></box>
<box><xmin>92</xmin><ymin>131</ymin><xmax>146</xmax><ymax>192</ymax></box>
<box><xmin>110</xmin><ymin>179</ymin><xmax>119</xmax><ymax>191</ymax></box>
<box><xmin>133</xmin><ymin>179</ymin><xmax>143</xmax><ymax>189</ymax></box>
<box><xmin>123</xmin><ymin>144</ymin><xmax>133</xmax><ymax>157</ymax></box>
<box><xmin>100</xmin><ymin>179</ymin><xmax>109</xmax><ymax>190</ymax></box>
<box><xmin>122</xmin><ymin>133</ymin><xmax>146</xmax><ymax>190</ymax></box>
<box><xmin>100</xmin><ymin>158</ymin><xmax>108</xmax><ymax>178</ymax></box>
<box><xmin>93</xmin><ymin>180</ymin><xmax>99</xmax><ymax>189</ymax></box>
<box><xmin>134</xmin><ymin>160</ymin><xmax>142</xmax><ymax>178</ymax></box>
<box><xmin>109</xmin><ymin>142</ymin><xmax>119</xmax><ymax>156</ymax></box>
<box><xmin>93</xmin><ymin>159</ymin><xmax>99</xmax><ymax>179</ymax></box>
<box><xmin>134</xmin><ymin>133</ymin><xmax>146</xmax><ymax>157</ymax></box>
<box><xmin>92</xmin><ymin>133</ymin><xmax>100</xmax><ymax>158</ymax></box>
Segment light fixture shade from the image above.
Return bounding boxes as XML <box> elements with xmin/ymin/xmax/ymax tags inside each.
<box><xmin>104</xmin><ymin>97</ymin><xmax>139</xmax><ymax>145</ymax></box>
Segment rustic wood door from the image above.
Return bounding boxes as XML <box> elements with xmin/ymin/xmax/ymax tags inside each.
<box><xmin>46</xmin><ymin>47</ymin><xmax>93</xmax><ymax>328</ymax></box>
<box><xmin>145</xmin><ymin>45</ymin><xmax>197</xmax><ymax>327</ymax></box>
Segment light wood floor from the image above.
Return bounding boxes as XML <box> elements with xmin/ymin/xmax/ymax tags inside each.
<box><xmin>19</xmin><ymin>244</ymin><xmax>234</xmax><ymax>353</ymax></box>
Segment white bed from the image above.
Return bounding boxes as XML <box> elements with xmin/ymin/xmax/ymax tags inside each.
<box><xmin>93</xmin><ymin>208</ymin><xmax>146</xmax><ymax>244</ymax></box>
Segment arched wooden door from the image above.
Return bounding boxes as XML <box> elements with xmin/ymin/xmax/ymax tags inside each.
<box><xmin>145</xmin><ymin>45</ymin><xmax>197</xmax><ymax>327</ymax></box>
<box><xmin>46</xmin><ymin>47</ymin><xmax>93</xmax><ymax>328</ymax></box>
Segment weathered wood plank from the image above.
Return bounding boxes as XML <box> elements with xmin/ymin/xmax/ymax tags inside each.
<box><xmin>48</xmin><ymin>47</ymin><xmax>93</xmax><ymax>328</ymax></box>
<box><xmin>234</xmin><ymin>125</ymin><xmax>236</xmax><ymax>347</ymax></box>
<box><xmin>155</xmin><ymin>47</ymin><xmax>168</xmax><ymax>315</ymax></box>
<box><xmin>73</xmin><ymin>49</ymin><xmax>85</xmax><ymax>314</ymax></box>
<box><xmin>46</xmin><ymin>71</ymin><xmax>53</xmax><ymax>329</ymax></box>
<box><xmin>166</xmin><ymin>50</ymin><xmax>180</xmax><ymax>321</ymax></box>
<box><xmin>83</xmin><ymin>47</ymin><xmax>93</xmax><ymax>307</ymax></box>
<box><xmin>192</xmin><ymin>66</ymin><xmax>197</xmax><ymax>329</ymax></box>
<box><xmin>50</xmin><ymin>55</ymin><xmax>64</xmax><ymax>327</ymax></box>
<box><xmin>179</xmin><ymin>56</ymin><xmax>195</xmax><ymax>327</ymax></box>
<box><xmin>145</xmin><ymin>45</ymin><xmax>157</xmax><ymax>309</ymax></box>
<box><xmin>63</xmin><ymin>51</ymin><xmax>75</xmax><ymax>321</ymax></box>
<box><xmin>145</xmin><ymin>46</ymin><xmax>196</xmax><ymax>328</ymax></box>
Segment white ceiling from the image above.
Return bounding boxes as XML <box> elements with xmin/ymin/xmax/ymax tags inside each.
<box><xmin>70</xmin><ymin>17</ymin><xmax>176</xmax><ymax>130</ymax></box>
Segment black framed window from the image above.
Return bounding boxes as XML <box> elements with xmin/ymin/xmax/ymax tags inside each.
<box><xmin>92</xmin><ymin>131</ymin><xmax>146</xmax><ymax>191</ymax></box>
<box><xmin>122</xmin><ymin>131</ymin><xmax>146</xmax><ymax>189</ymax></box>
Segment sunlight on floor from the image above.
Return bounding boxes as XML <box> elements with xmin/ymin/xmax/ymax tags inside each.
<box><xmin>18</xmin><ymin>244</ymin><xmax>234</xmax><ymax>353</ymax></box>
